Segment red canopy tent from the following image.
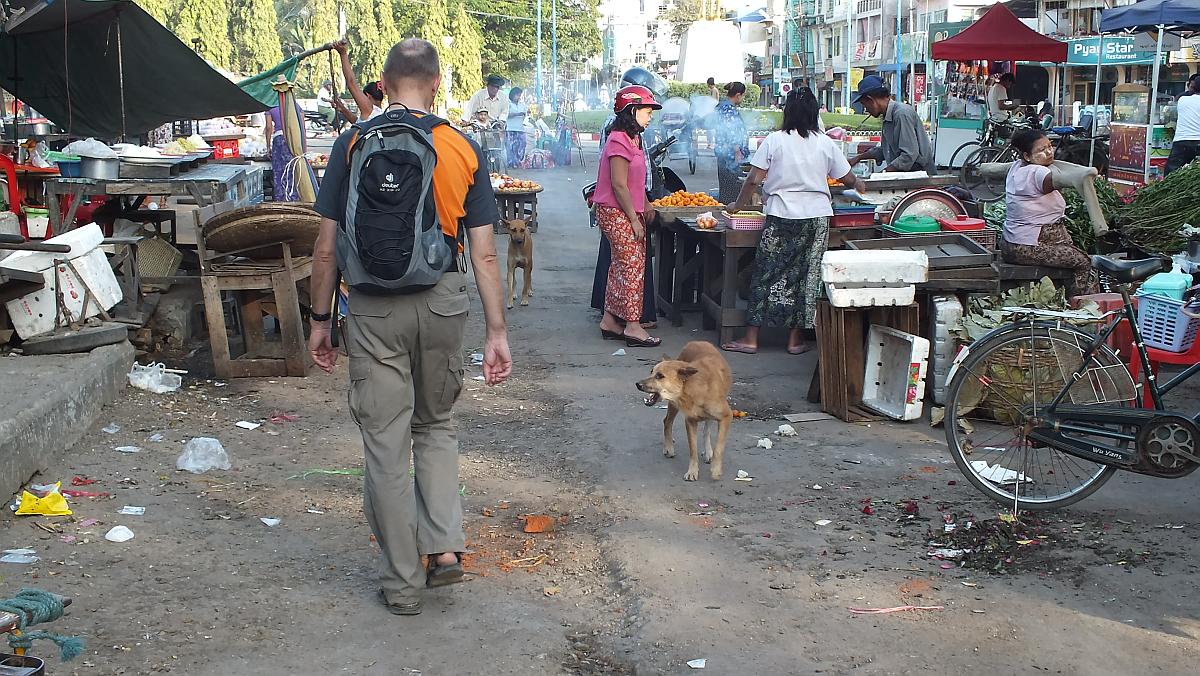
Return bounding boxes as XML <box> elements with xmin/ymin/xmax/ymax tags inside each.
<box><xmin>931</xmin><ymin>4</ymin><xmax>1067</xmax><ymax>62</ymax></box>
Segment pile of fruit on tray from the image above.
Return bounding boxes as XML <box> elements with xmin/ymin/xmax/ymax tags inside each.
<box><xmin>651</xmin><ymin>190</ymin><xmax>721</xmax><ymax>208</ymax></box>
<box><xmin>490</xmin><ymin>173</ymin><xmax>542</xmax><ymax>192</ymax></box>
<box><xmin>309</xmin><ymin>152</ymin><xmax>330</xmax><ymax>169</ymax></box>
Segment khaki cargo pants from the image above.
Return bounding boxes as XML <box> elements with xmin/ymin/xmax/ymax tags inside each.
<box><xmin>345</xmin><ymin>271</ymin><xmax>469</xmax><ymax>603</ymax></box>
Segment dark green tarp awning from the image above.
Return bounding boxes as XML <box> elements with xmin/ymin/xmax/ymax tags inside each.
<box><xmin>0</xmin><ymin>0</ymin><xmax>266</xmax><ymax>138</ymax></box>
<box><xmin>237</xmin><ymin>56</ymin><xmax>302</xmax><ymax>108</ymax></box>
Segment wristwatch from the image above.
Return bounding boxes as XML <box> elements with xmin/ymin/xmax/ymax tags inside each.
<box><xmin>310</xmin><ymin>311</ymin><xmax>332</xmax><ymax>322</ymax></box>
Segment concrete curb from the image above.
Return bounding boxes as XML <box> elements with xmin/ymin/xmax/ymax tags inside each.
<box><xmin>0</xmin><ymin>341</ymin><xmax>135</xmax><ymax>498</ymax></box>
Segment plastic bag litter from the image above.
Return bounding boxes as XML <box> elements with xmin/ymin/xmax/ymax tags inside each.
<box><xmin>63</xmin><ymin>138</ymin><xmax>117</xmax><ymax>159</ymax></box>
<box><xmin>775</xmin><ymin>424</ymin><xmax>797</xmax><ymax>437</ymax></box>
<box><xmin>1</xmin><ymin>548</ymin><xmax>39</xmax><ymax>564</ymax></box>
<box><xmin>176</xmin><ymin>437</ymin><xmax>231</xmax><ymax>473</ymax></box>
<box><xmin>104</xmin><ymin>525</ymin><xmax>134</xmax><ymax>543</ymax></box>
<box><xmin>14</xmin><ymin>482</ymin><xmax>71</xmax><ymax>517</ymax></box>
<box><xmin>128</xmin><ymin>362</ymin><xmax>182</xmax><ymax>394</ymax></box>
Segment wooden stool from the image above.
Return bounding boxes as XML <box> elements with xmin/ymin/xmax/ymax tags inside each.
<box><xmin>199</xmin><ymin>241</ymin><xmax>312</xmax><ymax>378</ymax></box>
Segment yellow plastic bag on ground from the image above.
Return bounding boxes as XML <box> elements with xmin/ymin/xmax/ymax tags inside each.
<box><xmin>15</xmin><ymin>482</ymin><xmax>72</xmax><ymax>516</ymax></box>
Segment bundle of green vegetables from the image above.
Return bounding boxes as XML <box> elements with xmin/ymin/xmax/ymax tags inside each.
<box><xmin>1119</xmin><ymin>163</ymin><xmax>1200</xmax><ymax>255</ymax></box>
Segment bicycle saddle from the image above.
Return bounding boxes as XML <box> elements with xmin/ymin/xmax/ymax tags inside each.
<box><xmin>1091</xmin><ymin>256</ymin><xmax>1171</xmax><ymax>283</ymax></box>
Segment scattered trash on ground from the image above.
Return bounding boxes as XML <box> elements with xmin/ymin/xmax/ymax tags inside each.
<box><xmin>127</xmin><ymin>362</ymin><xmax>183</xmax><ymax>393</ymax></box>
<box><xmin>101</xmin><ymin>423</ymin><xmax>121</xmax><ymax>434</ymax></box>
<box><xmin>814</xmin><ymin>519</ymin><xmax>833</xmax><ymax>526</ymax></box>
<box><xmin>472</xmin><ymin>375</ymin><xmax>486</xmax><ymax>381</ymax></box>
<box><xmin>78</xmin><ymin>518</ymin><xmax>100</xmax><ymax>528</ymax></box>
<box><xmin>15</xmin><ymin>483</ymin><xmax>71</xmax><ymax>516</ymax></box>
<box><xmin>117</xmin><ymin>506</ymin><xmax>145</xmax><ymax>516</ymax></box>
<box><xmin>611</xmin><ymin>348</ymin><xmax>626</xmax><ymax>357</ymax></box>
<box><xmin>288</xmin><ymin>468</ymin><xmax>365</xmax><ymax>480</ymax></box>
<box><xmin>147</xmin><ymin>433</ymin><xmax>166</xmax><ymax>442</ymax></box>
<box><xmin>849</xmin><ymin>605</ymin><xmax>944</xmax><ymax>615</ymax></box>
<box><xmin>260</xmin><ymin>517</ymin><xmax>281</xmax><ymax>527</ymax></box>
<box><xmin>71</xmin><ymin>476</ymin><xmax>98</xmax><ymax>486</ymax></box>
<box><xmin>268</xmin><ymin>412</ymin><xmax>300</xmax><ymax>424</ymax></box>
<box><xmin>176</xmin><ymin>437</ymin><xmax>231</xmax><ymax>474</ymax></box>
<box><xmin>734</xmin><ymin>470</ymin><xmax>753</xmax><ymax>482</ymax></box>
<box><xmin>115</xmin><ymin>446</ymin><xmax>141</xmax><ymax>454</ymax></box>
<box><xmin>470</xmin><ymin>352</ymin><xmax>484</xmax><ymax>366</ymax></box>
<box><xmin>235</xmin><ymin>420</ymin><xmax>261</xmax><ymax>431</ymax></box>
<box><xmin>811</xmin><ymin>483</ymin><xmax>823</xmax><ymax>490</ymax></box>
<box><xmin>61</xmin><ymin>489</ymin><xmax>108</xmax><ymax>499</ymax></box>
<box><xmin>521</xmin><ymin>514</ymin><xmax>556</xmax><ymax>533</ymax></box>
<box><xmin>756</xmin><ymin>438</ymin><xmax>773</xmax><ymax>450</ymax></box>
<box><xmin>104</xmin><ymin>526</ymin><xmax>135</xmax><ymax>543</ymax></box>
<box><xmin>970</xmin><ymin>460</ymin><xmax>1027</xmax><ymax>484</ymax></box>
<box><xmin>543</xmin><ymin>586</ymin><xmax>561</xmax><ymax>597</ymax></box>
<box><xmin>782</xmin><ymin>412</ymin><xmax>834</xmax><ymax>423</ymax></box>
<box><xmin>775</xmin><ymin>424</ymin><xmax>797</xmax><ymax>437</ymax></box>
<box><xmin>686</xmin><ymin>658</ymin><xmax>707</xmax><ymax>669</ymax></box>
<box><xmin>842</xmin><ymin>459</ymin><xmax>862</xmax><ymax>465</ymax></box>
<box><xmin>732</xmin><ymin>410</ymin><xmax>748</xmax><ymax>419</ymax></box>
<box><xmin>0</xmin><ymin>548</ymin><xmax>39</xmax><ymax>564</ymax></box>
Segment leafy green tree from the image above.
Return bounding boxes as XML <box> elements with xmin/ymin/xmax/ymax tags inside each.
<box><xmin>446</xmin><ymin>2</ymin><xmax>485</xmax><ymax>101</ymax></box>
<box><xmin>229</xmin><ymin>0</ymin><xmax>283</xmax><ymax>75</ymax></box>
<box><xmin>275</xmin><ymin>0</ymin><xmax>340</xmax><ymax>93</ymax></box>
<box><xmin>171</xmin><ymin>0</ymin><xmax>233</xmax><ymax>70</ymax></box>
<box><xmin>465</xmin><ymin>0</ymin><xmax>601</xmax><ymax>78</ymax></box>
<box><xmin>136</xmin><ymin>0</ymin><xmax>174</xmax><ymax>24</ymax></box>
<box><xmin>663</xmin><ymin>0</ymin><xmax>703</xmax><ymax>44</ymax></box>
<box><xmin>345</xmin><ymin>0</ymin><xmax>403</xmax><ymax>83</ymax></box>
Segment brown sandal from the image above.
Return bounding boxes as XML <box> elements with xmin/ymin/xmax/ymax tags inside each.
<box><xmin>426</xmin><ymin>553</ymin><xmax>465</xmax><ymax>587</ymax></box>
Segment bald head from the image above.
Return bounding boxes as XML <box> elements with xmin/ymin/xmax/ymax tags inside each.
<box><xmin>383</xmin><ymin>38</ymin><xmax>441</xmax><ymax>87</ymax></box>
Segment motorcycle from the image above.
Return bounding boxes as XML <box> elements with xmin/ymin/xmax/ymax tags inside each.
<box><xmin>303</xmin><ymin>110</ymin><xmax>345</xmax><ymax>138</ymax></box>
<box><xmin>657</xmin><ymin>97</ymin><xmax>699</xmax><ymax>175</ymax></box>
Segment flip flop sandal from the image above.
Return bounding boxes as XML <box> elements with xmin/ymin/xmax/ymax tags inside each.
<box><xmin>722</xmin><ymin>343</ymin><xmax>758</xmax><ymax>354</ymax></box>
<box><xmin>624</xmin><ymin>334</ymin><xmax>663</xmax><ymax>348</ymax></box>
<box><xmin>600</xmin><ymin>328</ymin><xmax>624</xmax><ymax>340</ymax></box>
<box><xmin>378</xmin><ymin>589</ymin><xmax>422</xmax><ymax>615</ymax></box>
<box><xmin>787</xmin><ymin>345</ymin><xmax>812</xmax><ymax>355</ymax></box>
<box><xmin>426</xmin><ymin>554</ymin><xmax>465</xmax><ymax>588</ymax></box>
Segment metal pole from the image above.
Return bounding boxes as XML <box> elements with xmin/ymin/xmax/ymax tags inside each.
<box><xmin>117</xmin><ymin>16</ymin><xmax>127</xmax><ymax>141</ymax></box>
<box><xmin>895</xmin><ymin>0</ymin><xmax>902</xmax><ymax>97</ymax></box>
<box><xmin>536</xmin><ymin>0</ymin><xmax>543</xmax><ymax>103</ymax></box>
<box><xmin>1090</xmin><ymin>35</ymin><xmax>1102</xmax><ymax>168</ymax></box>
<box><xmin>552</xmin><ymin>0</ymin><xmax>558</xmax><ymax>111</ymax></box>
<box><xmin>845</xmin><ymin>1</ymin><xmax>854</xmax><ymax>111</ymax></box>
<box><xmin>1145</xmin><ymin>25</ymin><xmax>1164</xmax><ymax>183</ymax></box>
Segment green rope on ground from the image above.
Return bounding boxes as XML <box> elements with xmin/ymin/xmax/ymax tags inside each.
<box><xmin>0</xmin><ymin>588</ymin><xmax>84</xmax><ymax>661</ymax></box>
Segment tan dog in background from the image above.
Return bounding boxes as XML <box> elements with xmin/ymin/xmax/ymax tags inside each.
<box><xmin>505</xmin><ymin>218</ymin><xmax>534</xmax><ymax>309</ymax></box>
<box><xmin>636</xmin><ymin>341</ymin><xmax>733</xmax><ymax>481</ymax></box>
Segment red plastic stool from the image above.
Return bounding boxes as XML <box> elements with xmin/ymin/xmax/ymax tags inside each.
<box><xmin>1075</xmin><ymin>293</ymin><xmax>1136</xmax><ymax>359</ymax></box>
<box><xmin>1128</xmin><ymin>337</ymin><xmax>1200</xmax><ymax>408</ymax></box>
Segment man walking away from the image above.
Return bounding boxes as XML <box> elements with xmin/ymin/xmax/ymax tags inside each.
<box><xmin>849</xmin><ymin>75</ymin><xmax>935</xmax><ymax>174</ymax></box>
<box><xmin>307</xmin><ymin>37</ymin><xmax>513</xmax><ymax>616</ymax></box>
<box><xmin>1167</xmin><ymin>73</ymin><xmax>1200</xmax><ymax>176</ymax></box>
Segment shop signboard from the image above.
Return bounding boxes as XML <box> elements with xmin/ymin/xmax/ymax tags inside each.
<box><xmin>913</xmin><ymin>73</ymin><xmax>927</xmax><ymax>103</ymax></box>
<box><xmin>1066</xmin><ymin>37</ymin><xmax>1159</xmax><ymax>66</ymax></box>
<box><xmin>927</xmin><ymin>21</ymin><xmax>971</xmax><ymax>53</ymax></box>
<box><xmin>1109</xmin><ymin>123</ymin><xmax>1148</xmax><ymax>174</ymax></box>
<box><xmin>850</xmin><ymin>68</ymin><xmax>865</xmax><ymax>90</ymax></box>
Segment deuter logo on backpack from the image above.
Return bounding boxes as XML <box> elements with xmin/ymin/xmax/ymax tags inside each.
<box><xmin>338</xmin><ymin>108</ymin><xmax>455</xmax><ymax>294</ymax></box>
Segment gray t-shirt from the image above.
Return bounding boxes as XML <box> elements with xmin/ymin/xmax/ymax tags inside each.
<box><xmin>867</xmin><ymin>100</ymin><xmax>934</xmax><ymax>173</ymax></box>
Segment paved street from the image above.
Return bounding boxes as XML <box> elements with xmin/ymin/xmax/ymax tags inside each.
<box><xmin>4</xmin><ymin>152</ymin><xmax>1200</xmax><ymax>675</ymax></box>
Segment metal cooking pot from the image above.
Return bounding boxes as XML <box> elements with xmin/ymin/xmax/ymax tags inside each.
<box><xmin>79</xmin><ymin>156</ymin><xmax>119</xmax><ymax>180</ymax></box>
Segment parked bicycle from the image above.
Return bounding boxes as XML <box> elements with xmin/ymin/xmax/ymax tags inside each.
<box><xmin>956</xmin><ymin>117</ymin><xmax>1033</xmax><ymax>200</ymax></box>
<box><xmin>943</xmin><ymin>255</ymin><xmax>1200</xmax><ymax>511</ymax></box>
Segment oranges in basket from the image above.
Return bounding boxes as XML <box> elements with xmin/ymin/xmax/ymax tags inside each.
<box><xmin>651</xmin><ymin>190</ymin><xmax>721</xmax><ymax>208</ymax></box>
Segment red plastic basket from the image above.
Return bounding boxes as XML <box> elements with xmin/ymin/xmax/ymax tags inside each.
<box><xmin>211</xmin><ymin>138</ymin><xmax>240</xmax><ymax>159</ymax></box>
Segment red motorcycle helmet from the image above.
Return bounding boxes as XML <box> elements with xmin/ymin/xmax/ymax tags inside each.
<box><xmin>613</xmin><ymin>85</ymin><xmax>663</xmax><ymax>115</ymax></box>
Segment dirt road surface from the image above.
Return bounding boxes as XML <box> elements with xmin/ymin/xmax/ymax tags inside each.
<box><xmin>3</xmin><ymin>156</ymin><xmax>1198</xmax><ymax>675</ymax></box>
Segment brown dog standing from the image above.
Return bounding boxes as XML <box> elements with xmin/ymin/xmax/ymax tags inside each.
<box><xmin>505</xmin><ymin>218</ymin><xmax>534</xmax><ymax>309</ymax></box>
<box><xmin>636</xmin><ymin>341</ymin><xmax>733</xmax><ymax>481</ymax></box>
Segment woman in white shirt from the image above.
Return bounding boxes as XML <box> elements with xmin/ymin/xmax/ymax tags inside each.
<box><xmin>506</xmin><ymin>87</ymin><xmax>529</xmax><ymax>167</ymax></box>
<box><xmin>1001</xmin><ymin>128</ymin><xmax>1097</xmax><ymax>297</ymax></box>
<box><xmin>722</xmin><ymin>89</ymin><xmax>865</xmax><ymax>355</ymax></box>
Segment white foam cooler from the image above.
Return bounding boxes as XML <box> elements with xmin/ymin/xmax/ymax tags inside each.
<box><xmin>862</xmin><ymin>325</ymin><xmax>930</xmax><ymax>421</ymax></box>
<box><xmin>821</xmin><ymin>249</ymin><xmax>929</xmax><ymax>308</ymax></box>
<box><xmin>2</xmin><ymin>224</ymin><xmax>122</xmax><ymax>339</ymax></box>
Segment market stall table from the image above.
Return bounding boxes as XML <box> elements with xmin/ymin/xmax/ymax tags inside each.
<box><xmin>654</xmin><ymin>217</ymin><xmax>710</xmax><ymax>326</ymax></box>
<box><xmin>44</xmin><ymin>163</ymin><xmax>264</xmax><ymax>236</ymax></box>
<box><xmin>492</xmin><ymin>187</ymin><xmax>541</xmax><ymax>234</ymax></box>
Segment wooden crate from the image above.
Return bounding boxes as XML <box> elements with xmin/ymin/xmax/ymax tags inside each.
<box><xmin>814</xmin><ymin>300</ymin><xmax>920</xmax><ymax>422</ymax></box>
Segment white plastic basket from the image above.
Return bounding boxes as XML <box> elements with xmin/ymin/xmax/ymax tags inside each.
<box><xmin>862</xmin><ymin>325</ymin><xmax>930</xmax><ymax>421</ymax></box>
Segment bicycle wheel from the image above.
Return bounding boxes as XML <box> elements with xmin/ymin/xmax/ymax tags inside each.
<box><xmin>959</xmin><ymin>146</ymin><xmax>1001</xmax><ymax>189</ymax></box>
<box><xmin>943</xmin><ymin>323</ymin><xmax>1133</xmax><ymax>510</ymax></box>
<box><xmin>948</xmin><ymin>141</ymin><xmax>981</xmax><ymax>170</ymax></box>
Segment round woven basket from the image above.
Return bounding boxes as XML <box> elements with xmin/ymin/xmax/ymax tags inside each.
<box><xmin>202</xmin><ymin>202</ymin><xmax>321</xmax><ymax>258</ymax></box>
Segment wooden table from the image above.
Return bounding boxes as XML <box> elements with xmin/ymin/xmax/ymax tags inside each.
<box><xmin>493</xmin><ymin>188</ymin><xmax>542</xmax><ymax>234</ymax></box>
<box><xmin>698</xmin><ymin>227</ymin><xmax>762</xmax><ymax>344</ymax></box>
<box><xmin>45</xmin><ymin>164</ymin><xmax>264</xmax><ymax>234</ymax></box>
<box><xmin>653</xmin><ymin>217</ymin><xmax>708</xmax><ymax>326</ymax></box>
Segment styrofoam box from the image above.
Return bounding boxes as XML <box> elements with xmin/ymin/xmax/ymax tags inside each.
<box><xmin>929</xmin><ymin>295</ymin><xmax>964</xmax><ymax>405</ymax></box>
<box><xmin>4</xmin><ymin>247</ymin><xmax>122</xmax><ymax>339</ymax></box>
<box><xmin>862</xmin><ymin>325</ymin><xmax>930</xmax><ymax>421</ymax></box>
<box><xmin>821</xmin><ymin>249</ymin><xmax>929</xmax><ymax>285</ymax></box>
<box><xmin>0</xmin><ymin>223</ymin><xmax>104</xmax><ymax>273</ymax></box>
<box><xmin>824</xmin><ymin>282</ymin><xmax>916</xmax><ymax>308</ymax></box>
